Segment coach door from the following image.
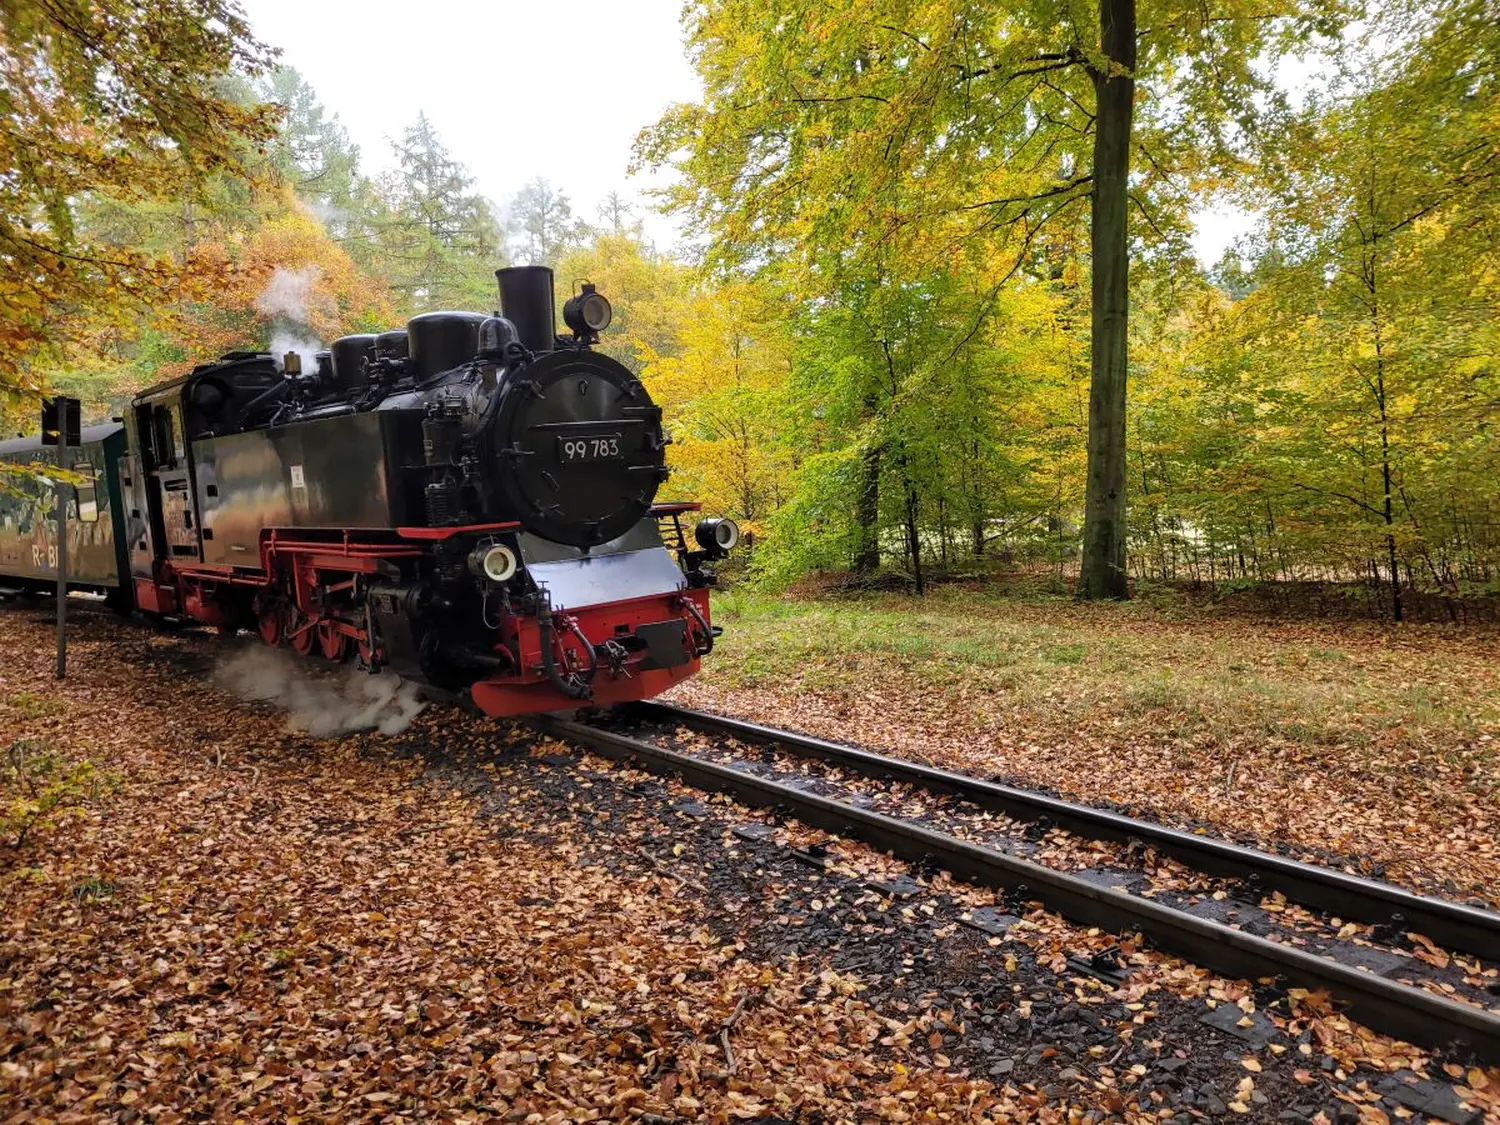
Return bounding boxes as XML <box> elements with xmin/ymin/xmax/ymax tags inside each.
<box><xmin>118</xmin><ymin>435</ymin><xmax>153</xmax><ymax>581</ymax></box>
<box><xmin>134</xmin><ymin>401</ymin><xmax>202</xmax><ymax>565</ymax></box>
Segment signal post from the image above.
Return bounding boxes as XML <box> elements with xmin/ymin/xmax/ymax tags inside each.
<box><xmin>42</xmin><ymin>396</ymin><xmax>80</xmax><ymax>679</ymax></box>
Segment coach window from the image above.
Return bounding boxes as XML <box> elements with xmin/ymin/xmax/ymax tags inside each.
<box><xmin>169</xmin><ymin>404</ymin><xmax>186</xmax><ymax>462</ymax></box>
<box><xmin>72</xmin><ymin>461</ymin><xmax>99</xmax><ymax>522</ymax></box>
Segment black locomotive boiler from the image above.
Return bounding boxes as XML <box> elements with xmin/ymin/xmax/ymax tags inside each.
<box><xmin>0</xmin><ymin>266</ymin><xmax>737</xmax><ymax>716</ymax></box>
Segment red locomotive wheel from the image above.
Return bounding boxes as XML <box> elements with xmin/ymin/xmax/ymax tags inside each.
<box><xmin>256</xmin><ymin>605</ymin><xmax>282</xmax><ymax>647</ymax></box>
<box><xmin>287</xmin><ymin>615</ymin><xmax>317</xmax><ymax>656</ymax></box>
<box><xmin>318</xmin><ymin>620</ymin><xmax>348</xmax><ymax>663</ymax></box>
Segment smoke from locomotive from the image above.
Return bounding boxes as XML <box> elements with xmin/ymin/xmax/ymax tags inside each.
<box><xmin>0</xmin><ymin>266</ymin><xmax>736</xmax><ymax>718</ymax></box>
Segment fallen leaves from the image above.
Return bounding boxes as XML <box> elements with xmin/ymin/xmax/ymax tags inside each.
<box><xmin>6</xmin><ymin>607</ymin><xmax>1499</xmax><ymax>1122</ymax></box>
<box><xmin>0</xmin><ymin>613</ymin><xmax>1054</xmax><ymax>1121</ymax></box>
<box><xmin>1409</xmin><ymin>932</ymin><xmax>1451</xmax><ymax>970</ymax></box>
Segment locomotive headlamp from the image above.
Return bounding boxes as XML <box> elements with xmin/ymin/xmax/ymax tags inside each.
<box><xmin>468</xmin><ymin>542</ymin><xmax>519</xmax><ymax>584</ymax></box>
<box><xmin>563</xmin><ymin>282</ymin><xmax>613</xmax><ymax>337</ymax></box>
<box><xmin>695</xmin><ymin>517</ymin><xmax>740</xmax><ymax>554</ymax></box>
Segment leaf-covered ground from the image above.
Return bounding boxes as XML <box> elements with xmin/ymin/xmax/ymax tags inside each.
<box><xmin>1</xmin><ymin>604</ymin><xmax>1497</xmax><ymax>1122</ymax></box>
<box><xmin>674</xmin><ymin>589</ymin><xmax>1500</xmax><ymax>906</ymax></box>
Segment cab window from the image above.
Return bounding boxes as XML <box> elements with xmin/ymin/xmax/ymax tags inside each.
<box><xmin>151</xmin><ymin>405</ymin><xmax>176</xmax><ymax>468</ymax></box>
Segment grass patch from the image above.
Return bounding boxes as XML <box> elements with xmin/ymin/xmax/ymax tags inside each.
<box><xmin>703</xmin><ymin>586</ymin><xmax>1500</xmax><ymax>753</ymax></box>
<box><xmin>6</xmin><ymin>691</ymin><xmax>65</xmax><ymax>719</ymax></box>
<box><xmin>71</xmin><ymin>875</ymin><xmax>116</xmax><ymax>904</ymax></box>
<box><xmin>1043</xmin><ymin>642</ymin><xmax>1088</xmax><ymax>666</ymax></box>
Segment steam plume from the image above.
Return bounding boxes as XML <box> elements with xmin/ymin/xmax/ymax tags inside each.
<box><xmin>255</xmin><ymin>264</ymin><xmax>323</xmax><ymax>320</ymax></box>
<box><xmin>256</xmin><ymin>265</ymin><xmax>326</xmax><ymax>373</ymax></box>
<box><xmin>215</xmin><ymin>646</ymin><xmax>427</xmax><ymax>737</ymax></box>
<box><xmin>304</xmin><ymin>199</ymin><xmax>349</xmax><ymax>231</ymax></box>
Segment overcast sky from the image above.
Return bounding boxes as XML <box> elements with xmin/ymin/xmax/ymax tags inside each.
<box><xmin>238</xmin><ymin>0</ymin><xmax>1251</xmax><ymax>266</ymax></box>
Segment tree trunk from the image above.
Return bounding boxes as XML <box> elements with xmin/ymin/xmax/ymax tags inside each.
<box><xmin>1369</xmin><ymin>259</ymin><xmax>1402</xmax><ymax>623</ymax></box>
<box><xmin>967</xmin><ymin>438</ymin><xmax>985</xmax><ymax>558</ymax></box>
<box><xmin>905</xmin><ymin>478</ymin><xmax>925</xmax><ymax>596</ymax></box>
<box><xmin>854</xmin><ymin>439</ymin><xmax>881</xmax><ymax>573</ymax></box>
<box><xmin>1382</xmin><ymin>442</ymin><xmax>1402</xmax><ymax>622</ymax></box>
<box><xmin>1077</xmin><ymin>0</ymin><xmax>1135</xmax><ymax>601</ymax></box>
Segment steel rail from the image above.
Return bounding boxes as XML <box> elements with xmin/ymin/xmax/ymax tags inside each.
<box><xmin>540</xmin><ymin>714</ymin><xmax>1500</xmax><ymax>1063</ymax></box>
<box><xmin>634</xmin><ymin>701</ymin><xmax>1500</xmax><ymax>963</ymax></box>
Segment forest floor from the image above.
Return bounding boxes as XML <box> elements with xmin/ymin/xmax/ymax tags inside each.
<box><xmin>671</xmin><ymin>586</ymin><xmax>1500</xmax><ymax>909</ymax></box>
<box><xmin>0</xmin><ymin>600</ymin><xmax>1497</xmax><ymax>1122</ymax></box>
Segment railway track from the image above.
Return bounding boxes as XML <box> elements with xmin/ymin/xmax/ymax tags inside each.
<box><xmin>539</xmin><ymin>702</ymin><xmax>1500</xmax><ymax>1065</ymax></box>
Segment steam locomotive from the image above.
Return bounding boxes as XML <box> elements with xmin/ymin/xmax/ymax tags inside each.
<box><xmin>0</xmin><ymin>266</ymin><xmax>738</xmax><ymax>716</ymax></box>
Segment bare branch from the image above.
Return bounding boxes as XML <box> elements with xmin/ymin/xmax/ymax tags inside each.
<box><xmin>1129</xmin><ymin>191</ymin><xmax>1171</xmax><ymax>245</ymax></box>
<box><xmin>1289</xmin><ymin>480</ymin><xmax>1385</xmax><ymax>519</ymax></box>
<box><xmin>876</xmin><ymin>23</ymin><xmax>930</xmax><ymax>52</ymax></box>
<box><xmin>954</xmin><ymin>175</ymin><xmax>1094</xmax><ymax>214</ymax></box>
<box><xmin>941</xmin><ymin>191</ymin><xmax>1089</xmax><ymax>365</ymax></box>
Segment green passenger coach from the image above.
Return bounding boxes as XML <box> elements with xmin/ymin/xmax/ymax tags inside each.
<box><xmin>0</xmin><ymin>424</ymin><xmax>132</xmax><ymax>602</ymax></box>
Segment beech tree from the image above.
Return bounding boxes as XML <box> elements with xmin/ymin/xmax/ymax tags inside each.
<box><xmin>1157</xmin><ymin>4</ymin><xmax>1500</xmax><ymax>616</ymax></box>
<box><xmin>0</xmin><ymin>0</ymin><xmax>280</xmax><ymax>408</ymax></box>
<box><xmin>641</xmin><ymin>0</ymin><xmax>1343</xmax><ymax>596</ymax></box>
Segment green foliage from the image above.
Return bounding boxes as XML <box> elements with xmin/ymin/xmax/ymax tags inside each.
<box><xmin>261</xmin><ymin>67</ymin><xmax>365</xmax><ymax>234</ymax></box>
<box><xmin>758</xmin><ymin>448</ymin><xmax>868</xmax><ymax>584</ymax></box>
<box><xmin>507</xmin><ymin>179</ymin><xmax>591</xmax><ymax>267</ymax></box>
<box><xmin>369</xmin><ymin>113</ymin><xmax>506</xmax><ymax>314</ymax></box>
<box><xmin>1124</xmin><ymin>4</ymin><xmax>1500</xmax><ymax>609</ymax></box>
<box><xmin>636</xmin><ymin>0</ymin><xmax>1347</xmax><ymax>596</ymax></box>
<box><xmin>1</xmin><ymin>739</ymin><xmax>113</xmax><ymax>850</ymax></box>
<box><xmin>0</xmin><ymin>0</ymin><xmax>280</xmax><ymax>413</ymax></box>
<box><xmin>618</xmin><ymin>0</ymin><xmax>1496</xmax><ymax>608</ymax></box>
